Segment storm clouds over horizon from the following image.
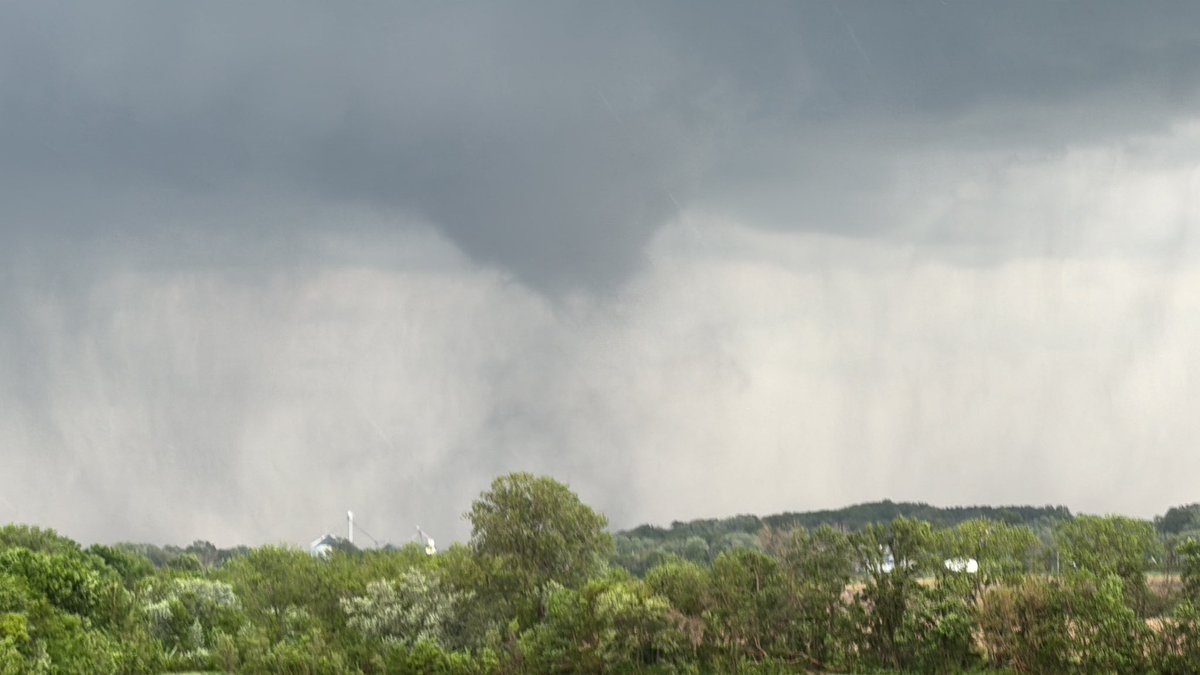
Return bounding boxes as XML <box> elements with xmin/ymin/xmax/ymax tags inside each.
<box><xmin>3</xmin><ymin>2</ymin><xmax>1200</xmax><ymax>546</ymax></box>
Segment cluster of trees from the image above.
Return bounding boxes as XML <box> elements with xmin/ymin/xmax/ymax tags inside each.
<box><xmin>614</xmin><ymin>501</ymin><xmax>1073</xmax><ymax>576</ymax></box>
<box><xmin>2</xmin><ymin>474</ymin><xmax>1200</xmax><ymax>673</ymax></box>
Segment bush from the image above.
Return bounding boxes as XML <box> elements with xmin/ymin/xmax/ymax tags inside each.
<box><xmin>341</xmin><ymin>569</ymin><xmax>472</xmax><ymax>650</ymax></box>
<box><xmin>978</xmin><ymin>574</ymin><xmax>1150</xmax><ymax>674</ymax></box>
<box><xmin>142</xmin><ymin>575</ymin><xmax>243</xmax><ymax>670</ymax></box>
<box><xmin>0</xmin><ymin>548</ymin><xmax>103</xmax><ymax>619</ymax></box>
<box><xmin>977</xmin><ymin>577</ymin><xmax>1073</xmax><ymax>673</ymax></box>
<box><xmin>382</xmin><ymin>639</ymin><xmax>483</xmax><ymax>675</ymax></box>
<box><xmin>1152</xmin><ymin>599</ymin><xmax>1200</xmax><ymax>674</ymax></box>
<box><xmin>1064</xmin><ymin>574</ymin><xmax>1151</xmax><ymax>674</ymax></box>
<box><xmin>896</xmin><ymin>585</ymin><xmax>980</xmax><ymax>674</ymax></box>
<box><xmin>519</xmin><ymin>577</ymin><xmax>686</xmax><ymax>673</ymax></box>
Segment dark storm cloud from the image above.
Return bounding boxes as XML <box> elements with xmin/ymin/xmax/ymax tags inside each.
<box><xmin>3</xmin><ymin>2</ymin><xmax>1200</xmax><ymax>288</ymax></box>
<box><xmin>4</xmin><ymin>2</ymin><xmax>1200</xmax><ymax>545</ymax></box>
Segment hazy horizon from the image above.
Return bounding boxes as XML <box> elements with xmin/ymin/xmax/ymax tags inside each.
<box><xmin>4</xmin><ymin>1</ymin><xmax>1200</xmax><ymax>548</ymax></box>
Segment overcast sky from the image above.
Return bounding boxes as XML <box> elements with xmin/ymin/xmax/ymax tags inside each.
<box><xmin>3</xmin><ymin>2</ymin><xmax>1200</xmax><ymax>547</ymax></box>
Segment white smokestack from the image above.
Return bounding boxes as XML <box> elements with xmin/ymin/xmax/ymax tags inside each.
<box><xmin>347</xmin><ymin>510</ymin><xmax>354</xmax><ymax>544</ymax></box>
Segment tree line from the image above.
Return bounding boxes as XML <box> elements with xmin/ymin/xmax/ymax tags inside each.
<box><xmin>2</xmin><ymin>472</ymin><xmax>1200</xmax><ymax>673</ymax></box>
<box><xmin>614</xmin><ymin>500</ymin><xmax>1076</xmax><ymax>576</ymax></box>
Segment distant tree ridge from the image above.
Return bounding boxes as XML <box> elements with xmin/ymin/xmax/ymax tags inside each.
<box><xmin>623</xmin><ymin>499</ymin><xmax>1072</xmax><ymax>541</ymax></box>
<box><xmin>612</xmin><ymin>500</ymin><xmax>1074</xmax><ymax>576</ymax></box>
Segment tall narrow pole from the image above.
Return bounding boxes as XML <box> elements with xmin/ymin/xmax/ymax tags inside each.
<box><xmin>347</xmin><ymin>510</ymin><xmax>354</xmax><ymax>545</ymax></box>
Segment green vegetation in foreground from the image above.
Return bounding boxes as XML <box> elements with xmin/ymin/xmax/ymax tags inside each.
<box><xmin>2</xmin><ymin>474</ymin><xmax>1200</xmax><ymax>673</ymax></box>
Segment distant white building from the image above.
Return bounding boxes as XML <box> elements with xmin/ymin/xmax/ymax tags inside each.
<box><xmin>309</xmin><ymin>534</ymin><xmax>339</xmax><ymax>558</ymax></box>
<box><xmin>944</xmin><ymin>557</ymin><xmax>979</xmax><ymax>574</ymax></box>
<box><xmin>311</xmin><ymin>510</ymin><xmax>357</xmax><ymax>558</ymax></box>
<box><xmin>867</xmin><ymin>547</ymin><xmax>912</xmax><ymax>574</ymax></box>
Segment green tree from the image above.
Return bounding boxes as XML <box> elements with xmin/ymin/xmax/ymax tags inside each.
<box><xmin>773</xmin><ymin>525</ymin><xmax>855</xmax><ymax>670</ymax></box>
<box><xmin>1056</xmin><ymin>515</ymin><xmax>1162</xmax><ymax>615</ymax></box>
<box><xmin>680</xmin><ymin>535</ymin><xmax>710</xmax><ymax>565</ymax></box>
<box><xmin>185</xmin><ymin>540</ymin><xmax>220</xmax><ymax>568</ymax></box>
<box><xmin>977</xmin><ymin>576</ymin><xmax>1073</xmax><ymax>673</ymax></box>
<box><xmin>645</xmin><ymin>560</ymin><xmax>709</xmax><ymax>618</ymax></box>
<box><xmin>1063</xmin><ymin>573</ymin><xmax>1151</xmax><ymax>674</ymax></box>
<box><xmin>1179</xmin><ymin>538</ymin><xmax>1200</xmax><ymax>601</ymax></box>
<box><xmin>0</xmin><ymin>525</ymin><xmax>84</xmax><ymax>557</ymax></box>
<box><xmin>939</xmin><ymin>519</ymin><xmax>1037</xmax><ymax>586</ymax></box>
<box><xmin>1155</xmin><ymin>599</ymin><xmax>1200</xmax><ymax>674</ymax></box>
<box><xmin>895</xmin><ymin>582</ymin><xmax>979</xmax><ymax>674</ymax></box>
<box><xmin>1156</xmin><ymin>504</ymin><xmax>1200</xmax><ymax>535</ymax></box>
<box><xmin>0</xmin><ymin>548</ymin><xmax>104</xmax><ymax>620</ymax></box>
<box><xmin>341</xmin><ymin>568</ymin><xmax>472</xmax><ymax>650</ymax></box>
<box><xmin>706</xmin><ymin>548</ymin><xmax>791</xmax><ymax>667</ymax></box>
<box><xmin>851</xmin><ymin>517</ymin><xmax>933</xmax><ymax>671</ymax></box>
<box><xmin>143</xmin><ymin>576</ymin><xmax>243</xmax><ymax>662</ymax></box>
<box><xmin>220</xmin><ymin>546</ymin><xmax>323</xmax><ymax>642</ymax></box>
<box><xmin>978</xmin><ymin>573</ymin><xmax>1150</xmax><ymax>674</ymax></box>
<box><xmin>86</xmin><ymin>544</ymin><xmax>154</xmax><ymax>589</ymax></box>
<box><xmin>519</xmin><ymin>575</ymin><xmax>685</xmax><ymax>673</ymax></box>
<box><xmin>466</xmin><ymin>473</ymin><xmax>613</xmax><ymax>591</ymax></box>
<box><xmin>644</xmin><ymin>559</ymin><xmax>710</xmax><ymax>661</ymax></box>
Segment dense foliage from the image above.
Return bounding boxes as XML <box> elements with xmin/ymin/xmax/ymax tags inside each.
<box><xmin>615</xmin><ymin>500</ymin><xmax>1070</xmax><ymax>575</ymax></box>
<box><xmin>1</xmin><ymin>473</ymin><xmax>1197</xmax><ymax>674</ymax></box>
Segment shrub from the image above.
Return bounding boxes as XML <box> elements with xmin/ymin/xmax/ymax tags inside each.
<box><xmin>978</xmin><ymin>574</ymin><xmax>1150</xmax><ymax>674</ymax></box>
<box><xmin>1152</xmin><ymin>599</ymin><xmax>1200</xmax><ymax>674</ymax></box>
<box><xmin>977</xmin><ymin>577</ymin><xmax>1072</xmax><ymax>673</ymax></box>
<box><xmin>896</xmin><ymin>585</ymin><xmax>980</xmax><ymax>674</ymax></box>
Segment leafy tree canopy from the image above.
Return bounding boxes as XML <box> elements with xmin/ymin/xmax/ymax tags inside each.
<box><xmin>466</xmin><ymin>472</ymin><xmax>613</xmax><ymax>590</ymax></box>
